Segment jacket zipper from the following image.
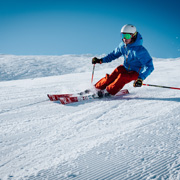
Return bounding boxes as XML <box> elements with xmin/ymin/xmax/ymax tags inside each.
<box><xmin>125</xmin><ymin>45</ymin><xmax>130</xmax><ymax>70</ymax></box>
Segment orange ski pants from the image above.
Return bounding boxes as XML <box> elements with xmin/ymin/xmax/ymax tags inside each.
<box><xmin>95</xmin><ymin>65</ymin><xmax>139</xmax><ymax>95</ymax></box>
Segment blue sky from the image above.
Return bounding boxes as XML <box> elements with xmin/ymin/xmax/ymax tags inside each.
<box><xmin>0</xmin><ymin>0</ymin><xmax>180</xmax><ymax>58</ymax></box>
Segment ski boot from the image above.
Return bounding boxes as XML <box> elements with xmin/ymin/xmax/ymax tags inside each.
<box><xmin>97</xmin><ymin>90</ymin><xmax>111</xmax><ymax>98</ymax></box>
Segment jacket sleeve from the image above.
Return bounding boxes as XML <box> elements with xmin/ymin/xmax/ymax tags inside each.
<box><xmin>102</xmin><ymin>45</ymin><xmax>122</xmax><ymax>63</ymax></box>
<box><xmin>137</xmin><ymin>47</ymin><xmax>154</xmax><ymax>80</ymax></box>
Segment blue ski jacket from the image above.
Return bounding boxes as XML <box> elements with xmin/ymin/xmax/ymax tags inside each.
<box><xmin>102</xmin><ymin>32</ymin><xmax>154</xmax><ymax>80</ymax></box>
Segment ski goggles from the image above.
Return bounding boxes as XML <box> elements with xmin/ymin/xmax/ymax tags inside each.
<box><xmin>122</xmin><ymin>33</ymin><xmax>132</xmax><ymax>40</ymax></box>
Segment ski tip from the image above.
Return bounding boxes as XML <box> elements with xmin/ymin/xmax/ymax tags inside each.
<box><xmin>47</xmin><ymin>94</ymin><xmax>53</xmax><ymax>101</ymax></box>
<box><xmin>115</xmin><ymin>89</ymin><xmax>129</xmax><ymax>97</ymax></box>
<box><xmin>126</xmin><ymin>89</ymin><xmax>130</xmax><ymax>94</ymax></box>
<box><xmin>47</xmin><ymin>94</ymin><xmax>51</xmax><ymax>100</ymax></box>
<box><xmin>47</xmin><ymin>94</ymin><xmax>56</xmax><ymax>101</ymax></box>
<box><xmin>122</xmin><ymin>89</ymin><xmax>129</xmax><ymax>94</ymax></box>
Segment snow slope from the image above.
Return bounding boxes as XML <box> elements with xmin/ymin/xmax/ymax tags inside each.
<box><xmin>0</xmin><ymin>55</ymin><xmax>180</xmax><ymax>180</ymax></box>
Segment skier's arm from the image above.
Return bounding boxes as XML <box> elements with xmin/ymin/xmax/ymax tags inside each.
<box><xmin>102</xmin><ymin>46</ymin><xmax>122</xmax><ymax>63</ymax></box>
<box><xmin>138</xmin><ymin>61</ymin><xmax>154</xmax><ymax>80</ymax></box>
<box><xmin>137</xmin><ymin>48</ymin><xmax>154</xmax><ymax>80</ymax></box>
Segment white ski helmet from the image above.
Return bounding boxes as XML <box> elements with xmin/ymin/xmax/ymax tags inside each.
<box><xmin>121</xmin><ymin>24</ymin><xmax>137</xmax><ymax>34</ymax></box>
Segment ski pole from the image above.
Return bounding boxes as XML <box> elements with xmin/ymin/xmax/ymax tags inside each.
<box><xmin>143</xmin><ymin>83</ymin><xmax>180</xmax><ymax>90</ymax></box>
<box><xmin>91</xmin><ymin>64</ymin><xmax>95</xmax><ymax>84</ymax></box>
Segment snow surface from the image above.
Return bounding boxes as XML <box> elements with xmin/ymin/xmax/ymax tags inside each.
<box><xmin>0</xmin><ymin>54</ymin><xmax>180</xmax><ymax>180</ymax></box>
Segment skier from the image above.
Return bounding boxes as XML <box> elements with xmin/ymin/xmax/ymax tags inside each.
<box><xmin>92</xmin><ymin>24</ymin><xmax>154</xmax><ymax>97</ymax></box>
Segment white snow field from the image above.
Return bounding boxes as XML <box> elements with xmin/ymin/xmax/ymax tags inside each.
<box><xmin>0</xmin><ymin>54</ymin><xmax>180</xmax><ymax>180</ymax></box>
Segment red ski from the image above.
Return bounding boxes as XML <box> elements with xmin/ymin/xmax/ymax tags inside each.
<box><xmin>59</xmin><ymin>89</ymin><xmax>129</xmax><ymax>105</ymax></box>
<box><xmin>47</xmin><ymin>94</ymin><xmax>72</xmax><ymax>101</ymax></box>
<box><xmin>47</xmin><ymin>89</ymin><xmax>91</xmax><ymax>101</ymax></box>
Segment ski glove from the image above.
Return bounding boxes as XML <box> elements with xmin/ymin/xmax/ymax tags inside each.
<box><xmin>133</xmin><ymin>78</ymin><xmax>143</xmax><ymax>87</ymax></box>
<box><xmin>92</xmin><ymin>57</ymin><xmax>102</xmax><ymax>64</ymax></box>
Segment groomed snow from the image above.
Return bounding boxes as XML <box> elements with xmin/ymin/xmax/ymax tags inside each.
<box><xmin>0</xmin><ymin>55</ymin><xmax>180</xmax><ymax>180</ymax></box>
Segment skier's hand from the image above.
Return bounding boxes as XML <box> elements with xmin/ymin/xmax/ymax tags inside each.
<box><xmin>92</xmin><ymin>57</ymin><xmax>102</xmax><ymax>64</ymax></box>
<box><xmin>133</xmin><ymin>78</ymin><xmax>143</xmax><ymax>87</ymax></box>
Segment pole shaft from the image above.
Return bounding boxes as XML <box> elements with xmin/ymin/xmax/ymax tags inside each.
<box><xmin>91</xmin><ymin>64</ymin><xmax>95</xmax><ymax>84</ymax></box>
<box><xmin>143</xmin><ymin>84</ymin><xmax>180</xmax><ymax>90</ymax></box>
